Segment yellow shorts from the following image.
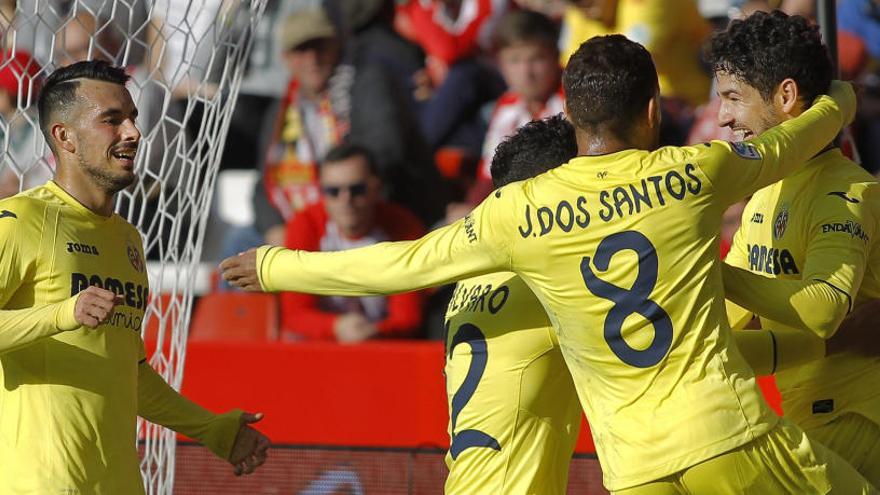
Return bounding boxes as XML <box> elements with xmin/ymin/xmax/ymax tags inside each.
<box><xmin>808</xmin><ymin>413</ymin><xmax>880</xmax><ymax>490</ymax></box>
<box><xmin>444</xmin><ymin>321</ymin><xmax>581</xmax><ymax>494</ymax></box>
<box><xmin>614</xmin><ymin>418</ymin><xmax>877</xmax><ymax>495</ymax></box>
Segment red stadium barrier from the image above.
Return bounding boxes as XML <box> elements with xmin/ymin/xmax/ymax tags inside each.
<box><xmin>176</xmin><ymin>341</ymin><xmax>782</xmax><ymax>452</ymax></box>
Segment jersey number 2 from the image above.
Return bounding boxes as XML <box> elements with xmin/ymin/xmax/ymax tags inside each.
<box><xmin>448</xmin><ymin>323</ymin><xmax>501</xmax><ymax>460</ymax></box>
<box><xmin>581</xmin><ymin>231</ymin><xmax>673</xmax><ymax>368</ymax></box>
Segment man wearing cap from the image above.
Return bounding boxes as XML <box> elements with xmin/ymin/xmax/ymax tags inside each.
<box><xmin>219</xmin><ymin>7</ymin><xmax>445</xmax><ymax>281</ymax></box>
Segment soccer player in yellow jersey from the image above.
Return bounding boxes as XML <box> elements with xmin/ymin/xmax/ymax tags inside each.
<box><xmin>444</xmin><ymin>115</ymin><xmax>581</xmax><ymax>494</ymax></box>
<box><xmin>706</xmin><ymin>11</ymin><xmax>880</xmax><ymax>487</ymax></box>
<box><xmin>0</xmin><ymin>61</ymin><xmax>269</xmax><ymax>494</ymax></box>
<box><xmin>223</xmin><ymin>36</ymin><xmax>873</xmax><ymax>493</ymax></box>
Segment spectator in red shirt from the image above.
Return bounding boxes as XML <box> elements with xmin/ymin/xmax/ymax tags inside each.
<box><xmin>280</xmin><ymin>143</ymin><xmax>426</xmax><ymax>342</ymax></box>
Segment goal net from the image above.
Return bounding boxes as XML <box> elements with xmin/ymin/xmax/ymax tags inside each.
<box><xmin>0</xmin><ymin>0</ymin><xmax>266</xmax><ymax>493</ymax></box>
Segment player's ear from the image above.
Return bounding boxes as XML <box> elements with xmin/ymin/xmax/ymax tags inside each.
<box><xmin>51</xmin><ymin>123</ymin><xmax>76</xmax><ymax>154</ymax></box>
<box><xmin>775</xmin><ymin>78</ymin><xmax>799</xmax><ymax>115</ymax></box>
<box><xmin>646</xmin><ymin>94</ymin><xmax>661</xmax><ymax>129</ymax></box>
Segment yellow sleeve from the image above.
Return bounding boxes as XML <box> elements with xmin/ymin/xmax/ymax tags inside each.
<box><xmin>694</xmin><ymin>82</ymin><xmax>856</xmax><ymax>207</ymax></box>
<box><xmin>723</xmin><ymin>264</ymin><xmax>849</xmax><ymax>339</ymax></box>
<box><xmin>259</xmin><ymin>187</ymin><xmax>517</xmax><ymax>294</ymax></box>
<box><xmin>0</xmin><ymin>202</ymin><xmax>80</xmax><ymax>355</ymax></box>
<box><xmin>733</xmin><ymin>327</ymin><xmax>826</xmax><ymax>375</ymax></box>
<box><xmin>137</xmin><ymin>362</ymin><xmax>242</xmax><ymax>460</ymax></box>
<box><xmin>801</xmin><ymin>182</ymin><xmax>879</xmax><ymax>309</ymax></box>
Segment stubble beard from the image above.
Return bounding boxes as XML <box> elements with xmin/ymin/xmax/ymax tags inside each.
<box><xmin>77</xmin><ymin>149</ymin><xmax>137</xmax><ymax>195</ymax></box>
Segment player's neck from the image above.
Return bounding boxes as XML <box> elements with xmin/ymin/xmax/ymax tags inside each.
<box><xmin>54</xmin><ymin>168</ymin><xmax>116</xmax><ymax>217</ymax></box>
<box><xmin>575</xmin><ymin>128</ymin><xmax>642</xmax><ymax>156</ymax></box>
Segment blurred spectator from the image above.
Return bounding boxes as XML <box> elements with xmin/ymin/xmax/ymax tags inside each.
<box><xmin>220</xmin><ymin>6</ymin><xmax>445</xmax><ymax>288</ymax></box>
<box><xmin>560</xmin><ymin>0</ymin><xmax>711</xmax><ymax>131</ymax></box>
<box><xmin>839</xmin><ymin>0</ymin><xmax>880</xmax><ymax>60</ymax></box>
<box><xmin>0</xmin><ymin>49</ymin><xmax>45</xmax><ymax>198</ymax></box>
<box><xmin>448</xmin><ymin>9</ymin><xmax>564</xmax><ymax>220</ymax></box>
<box><xmin>838</xmin><ymin>0</ymin><xmax>880</xmax><ymax>174</ymax></box>
<box><xmin>338</xmin><ymin>0</ymin><xmax>423</xmax><ymax>107</ymax></box>
<box><xmin>512</xmin><ymin>0</ymin><xmax>569</xmax><ymax>19</ymax></box>
<box><xmin>280</xmin><ymin>144</ymin><xmax>425</xmax><ymax>342</ymax></box>
<box><xmin>54</xmin><ymin>11</ymin><xmax>122</xmax><ymax>66</ymax></box>
<box><xmin>396</xmin><ymin>0</ymin><xmax>507</xmax><ymax>155</ymax></box>
<box><xmin>221</xmin><ymin>0</ymin><xmax>321</xmax><ymax>171</ymax></box>
<box><xmin>1</xmin><ymin>0</ymin><xmax>13</xmax><ymax>36</ymax></box>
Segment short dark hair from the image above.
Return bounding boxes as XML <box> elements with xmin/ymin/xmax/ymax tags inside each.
<box><xmin>493</xmin><ymin>10</ymin><xmax>559</xmax><ymax>52</ymax></box>
<box><xmin>706</xmin><ymin>10</ymin><xmax>832</xmax><ymax>103</ymax></box>
<box><xmin>490</xmin><ymin>114</ymin><xmax>577</xmax><ymax>188</ymax></box>
<box><xmin>321</xmin><ymin>142</ymin><xmax>379</xmax><ymax>176</ymax></box>
<box><xmin>562</xmin><ymin>35</ymin><xmax>658</xmax><ymax>139</ymax></box>
<box><xmin>37</xmin><ymin>60</ymin><xmax>130</xmax><ymax>147</ymax></box>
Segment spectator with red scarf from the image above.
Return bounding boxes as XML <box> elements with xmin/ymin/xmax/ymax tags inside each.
<box><xmin>219</xmin><ymin>6</ymin><xmax>445</xmax><ymax>289</ymax></box>
<box><xmin>280</xmin><ymin>144</ymin><xmax>425</xmax><ymax>342</ymax></box>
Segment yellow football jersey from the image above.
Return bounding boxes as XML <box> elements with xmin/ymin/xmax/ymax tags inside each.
<box><xmin>0</xmin><ymin>181</ymin><xmax>244</xmax><ymax>494</ymax></box>
<box><xmin>258</xmin><ymin>93</ymin><xmax>850</xmax><ymax>490</ymax></box>
<box><xmin>0</xmin><ymin>181</ymin><xmax>149</xmax><ymax>493</ymax></box>
<box><xmin>444</xmin><ymin>272</ymin><xmax>581</xmax><ymax>494</ymax></box>
<box><xmin>724</xmin><ymin>149</ymin><xmax>880</xmax><ymax>433</ymax></box>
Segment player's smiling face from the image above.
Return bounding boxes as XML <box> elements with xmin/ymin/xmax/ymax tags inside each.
<box><xmin>69</xmin><ymin>79</ymin><xmax>140</xmax><ymax>193</ymax></box>
<box><xmin>715</xmin><ymin>71</ymin><xmax>782</xmax><ymax>142</ymax></box>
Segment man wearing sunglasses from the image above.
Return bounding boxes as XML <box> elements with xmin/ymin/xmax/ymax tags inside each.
<box><xmin>277</xmin><ymin>143</ymin><xmax>426</xmax><ymax>343</ymax></box>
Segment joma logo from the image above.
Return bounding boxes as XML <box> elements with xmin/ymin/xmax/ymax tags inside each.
<box><xmin>67</xmin><ymin>242</ymin><xmax>100</xmax><ymax>255</ymax></box>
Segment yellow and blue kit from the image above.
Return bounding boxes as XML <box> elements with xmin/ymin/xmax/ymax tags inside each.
<box><xmin>0</xmin><ymin>182</ymin><xmax>241</xmax><ymax>494</ymax></box>
<box><xmin>255</xmin><ymin>89</ymin><xmax>860</xmax><ymax>491</ymax></box>
<box><xmin>724</xmin><ymin>148</ymin><xmax>880</xmax><ymax>487</ymax></box>
<box><xmin>444</xmin><ymin>272</ymin><xmax>581</xmax><ymax>494</ymax></box>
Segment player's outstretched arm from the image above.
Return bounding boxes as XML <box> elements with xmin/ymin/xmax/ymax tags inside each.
<box><xmin>697</xmin><ymin>81</ymin><xmax>857</xmax><ymax>206</ymax></box>
<box><xmin>221</xmin><ymin>195</ymin><xmax>514</xmax><ymax>296</ymax></box>
<box><xmin>137</xmin><ymin>362</ymin><xmax>270</xmax><ymax>475</ymax></box>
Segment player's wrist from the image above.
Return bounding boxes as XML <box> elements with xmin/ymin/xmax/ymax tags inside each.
<box><xmin>55</xmin><ymin>294</ymin><xmax>81</xmax><ymax>331</ymax></box>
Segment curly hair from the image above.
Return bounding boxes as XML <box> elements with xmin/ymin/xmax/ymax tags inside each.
<box><xmin>490</xmin><ymin>114</ymin><xmax>577</xmax><ymax>187</ymax></box>
<box><xmin>562</xmin><ymin>35</ymin><xmax>658</xmax><ymax>139</ymax></box>
<box><xmin>706</xmin><ymin>10</ymin><xmax>832</xmax><ymax>103</ymax></box>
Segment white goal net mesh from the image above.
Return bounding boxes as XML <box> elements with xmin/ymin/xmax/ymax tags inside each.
<box><xmin>0</xmin><ymin>0</ymin><xmax>266</xmax><ymax>492</ymax></box>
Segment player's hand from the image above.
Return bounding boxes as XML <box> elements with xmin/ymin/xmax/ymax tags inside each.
<box><xmin>826</xmin><ymin>298</ymin><xmax>880</xmax><ymax>357</ymax></box>
<box><xmin>74</xmin><ymin>286</ymin><xmax>122</xmax><ymax>328</ymax></box>
<box><xmin>219</xmin><ymin>248</ymin><xmax>262</xmax><ymax>292</ymax></box>
<box><xmin>228</xmin><ymin>412</ymin><xmax>270</xmax><ymax>476</ymax></box>
<box><xmin>334</xmin><ymin>313</ymin><xmax>377</xmax><ymax>343</ymax></box>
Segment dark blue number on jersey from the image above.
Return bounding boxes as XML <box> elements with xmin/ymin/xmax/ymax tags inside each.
<box><xmin>447</xmin><ymin>323</ymin><xmax>501</xmax><ymax>459</ymax></box>
<box><xmin>580</xmin><ymin>231</ymin><xmax>673</xmax><ymax>368</ymax></box>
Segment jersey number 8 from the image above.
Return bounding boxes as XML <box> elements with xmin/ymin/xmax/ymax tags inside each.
<box><xmin>581</xmin><ymin>231</ymin><xmax>673</xmax><ymax>368</ymax></box>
